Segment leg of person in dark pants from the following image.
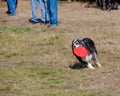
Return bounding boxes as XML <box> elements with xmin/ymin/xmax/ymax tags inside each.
<box><xmin>29</xmin><ymin>0</ymin><xmax>38</xmax><ymax>23</ymax></box>
<box><xmin>7</xmin><ymin>0</ymin><xmax>17</xmax><ymax>15</ymax></box>
<box><xmin>39</xmin><ymin>0</ymin><xmax>47</xmax><ymax>23</ymax></box>
<box><xmin>29</xmin><ymin>0</ymin><xmax>47</xmax><ymax>24</ymax></box>
<box><xmin>47</xmin><ymin>0</ymin><xmax>58</xmax><ymax>27</ymax></box>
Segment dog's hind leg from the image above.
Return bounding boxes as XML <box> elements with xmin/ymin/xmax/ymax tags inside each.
<box><xmin>93</xmin><ymin>52</ymin><xmax>102</xmax><ymax>68</ymax></box>
<box><xmin>94</xmin><ymin>58</ymin><xmax>102</xmax><ymax>68</ymax></box>
<box><xmin>87</xmin><ymin>62</ymin><xmax>95</xmax><ymax>69</ymax></box>
<box><xmin>95</xmin><ymin>60</ymin><xmax>102</xmax><ymax>68</ymax></box>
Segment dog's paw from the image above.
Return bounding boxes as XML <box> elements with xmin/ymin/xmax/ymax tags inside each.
<box><xmin>88</xmin><ymin>67</ymin><xmax>95</xmax><ymax>70</ymax></box>
<box><xmin>96</xmin><ymin>63</ymin><xmax>102</xmax><ymax>68</ymax></box>
<box><xmin>87</xmin><ymin>63</ymin><xmax>95</xmax><ymax>70</ymax></box>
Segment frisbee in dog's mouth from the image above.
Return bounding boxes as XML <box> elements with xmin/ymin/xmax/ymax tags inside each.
<box><xmin>73</xmin><ymin>46</ymin><xmax>88</xmax><ymax>58</ymax></box>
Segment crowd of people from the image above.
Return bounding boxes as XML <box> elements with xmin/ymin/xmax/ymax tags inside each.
<box><xmin>96</xmin><ymin>0</ymin><xmax>118</xmax><ymax>11</ymax></box>
<box><xmin>5</xmin><ymin>0</ymin><xmax>119</xmax><ymax>28</ymax></box>
<box><xmin>6</xmin><ymin>0</ymin><xmax>58</xmax><ymax>28</ymax></box>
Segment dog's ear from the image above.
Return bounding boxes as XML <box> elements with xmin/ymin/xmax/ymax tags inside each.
<box><xmin>72</xmin><ymin>39</ymin><xmax>75</xmax><ymax>44</ymax></box>
<box><xmin>72</xmin><ymin>39</ymin><xmax>76</xmax><ymax>49</ymax></box>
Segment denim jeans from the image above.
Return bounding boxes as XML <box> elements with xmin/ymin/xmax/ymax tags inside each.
<box><xmin>47</xmin><ymin>0</ymin><xmax>58</xmax><ymax>26</ymax></box>
<box><xmin>7</xmin><ymin>0</ymin><xmax>17</xmax><ymax>15</ymax></box>
<box><xmin>31</xmin><ymin>0</ymin><xmax>46</xmax><ymax>22</ymax></box>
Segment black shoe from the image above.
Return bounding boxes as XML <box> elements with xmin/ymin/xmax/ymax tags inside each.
<box><xmin>39</xmin><ymin>20</ymin><xmax>47</xmax><ymax>25</ymax></box>
<box><xmin>6</xmin><ymin>11</ymin><xmax>10</xmax><ymax>14</ymax></box>
<box><xmin>29</xmin><ymin>19</ymin><xmax>38</xmax><ymax>24</ymax></box>
<box><xmin>6</xmin><ymin>11</ymin><xmax>16</xmax><ymax>16</ymax></box>
<box><xmin>48</xmin><ymin>24</ymin><xmax>58</xmax><ymax>28</ymax></box>
<box><xmin>8</xmin><ymin>13</ymin><xmax>16</xmax><ymax>16</ymax></box>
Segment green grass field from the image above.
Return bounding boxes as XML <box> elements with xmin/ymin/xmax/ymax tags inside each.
<box><xmin>0</xmin><ymin>1</ymin><xmax>120</xmax><ymax>96</ymax></box>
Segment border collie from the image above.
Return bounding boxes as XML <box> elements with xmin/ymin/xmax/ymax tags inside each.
<box><xmin>72</xmin><ymin>38</ymin><xmax>102</xmax><ymax>69</ymax></box>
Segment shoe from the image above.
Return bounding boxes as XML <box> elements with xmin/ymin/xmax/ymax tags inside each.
<box><xmin>8</xmin><ymin>13</ymin><xmax>16</xmax><ymax>16</ymax></box>
<box><xmin>39</xmin><ymin>20</ymin><xmax>49</xmax><ymax>25</ymax></box>
<box><xmin>29</xmin><ymin>19</ymin><xmax>38</xmax><ymax>24</ymax></box>
<box><xmin>39</xmin><ymin>20</ymin><xmax>46</xmax><ymax>25</ymax></box>
<box><xmin>48</xmin><ymin>24</ymin><xmax>58</xmax><ymax>28</ymax></box>
<box><xmin>6</xmin><ymin>11</ymin><xmax>16</xmax><ymax>16</ymax></box>
<box><xmin>6</xmin><ymin>11</ymin><xmax>10</xmax><ymax>14</ymax></box>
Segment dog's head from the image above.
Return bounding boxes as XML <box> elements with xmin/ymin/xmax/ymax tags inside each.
<box><xmin>72</xmin><ymin>39</ymin><xmax>85</xmax><ymax>48</ymax></box>
<box><xmin>72</xmin><ymin>39</ymin><xmax>89</xmax><ymax>59</ymax></box>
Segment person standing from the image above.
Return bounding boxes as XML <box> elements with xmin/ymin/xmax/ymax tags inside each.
<box><xmin>6</xmin><ymin>0</ymin><xmax>18</xmax><ymax>15</ymax></box>
<box><xmin>47</xmin><ymin>0</ymin><xmax>58</xmax><ymax>27</ymax></box>
<box><xmin>29</xmin><ymin>0</ymin><xmax>47</xmax><ymax>24</ymax></box>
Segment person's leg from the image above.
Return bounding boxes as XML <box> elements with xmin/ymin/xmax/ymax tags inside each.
<box><xmin>98</xmin><ymin>0</ymin><xmax>102</xmax><ymax>8</ymax></box>
<box><xmin>47</xmin><ymin>0</ymin><xmax>51</xmax><ymax>22</ymax></box>
<box><xmin>39</xmin><ymin>0</ymin><xmax>47</xmax><ymax>22</ymax></box>
<box><xmin>7</xmin><ymin>0</ymin><xmax>16</xmax><ymax>15</ymax></box>
<box><xmin>6</xmin><ymin>1</ymin><xmax>10</xmax><ymax>14</ymax></box>
<box><xmin>49</xmin><ymin>0</ymin><xmax>58</xmax><ymax>26</ymax></box>
<box><xmin>13</xmin><ymin>0</ymin><xmax>17</xmax><ymax>12</ymax></box>
<box><xmin>30</xmin><ymin>0</ymin><xmax>38</xmax><ymax>22</ymax></box>
<box><xmin>15</xmin><ymin>0</ymin><xmax>18</xmax><ymax>9</ymax></box>
<box><xmin>102</xmin><ymin>0</ymin><xmax>106</xmax><ymax>10</ymax></box>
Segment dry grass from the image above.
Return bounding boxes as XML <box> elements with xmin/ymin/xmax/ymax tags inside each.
<box><xmin>0</xmin><ymin>1</ymin><xmax>120</xmax><ymax>96</ymax></box>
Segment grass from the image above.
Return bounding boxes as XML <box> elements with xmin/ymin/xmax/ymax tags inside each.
<box><xmin>0</xmin><ymin>1</ymin><xmax>120</xmax><ymax>96</ymax></box>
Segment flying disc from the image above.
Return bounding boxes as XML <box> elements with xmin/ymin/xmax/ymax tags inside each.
<box><xmin>73</xmin><ymin>46</ymin><xmax>88</xmax><ymax>58</ymax></box>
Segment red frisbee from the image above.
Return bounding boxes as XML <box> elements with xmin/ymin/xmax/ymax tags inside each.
<box><xmin>73</xmin><ymin>46</ymin><xmax>88</xmax><ymax>58</ymax></box>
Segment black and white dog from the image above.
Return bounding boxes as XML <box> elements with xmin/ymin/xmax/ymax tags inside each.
<box><xmin>72</xmin><ymin>38</ymin><xmax>102</xmax><ymax>69</ymax></box>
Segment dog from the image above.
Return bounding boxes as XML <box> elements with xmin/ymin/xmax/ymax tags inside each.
<box><xmin>72</xmin><ymin>38</ymin><xmax>102</xmax><ymax>69</ymax></box>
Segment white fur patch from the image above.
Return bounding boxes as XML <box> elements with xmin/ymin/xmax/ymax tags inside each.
<box><xmin>82</xmin><ymin>54</ymin><xmax>92</xmax><ymax>62</ymax></box>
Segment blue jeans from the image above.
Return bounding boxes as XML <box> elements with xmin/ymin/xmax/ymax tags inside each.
<box><xmin>7</xmin><ymin>0</ymin><xmax>17</xmax><ymax>15</ymax></box>
<box><xmin>47</xmin><ymin>0</ymin><xmax>58</xmax><ymax>26</ymax></box>
<box><xmin>31</xmin><ymin>0</ymin><xmax>46</xmax><ymax>22</ymax></box>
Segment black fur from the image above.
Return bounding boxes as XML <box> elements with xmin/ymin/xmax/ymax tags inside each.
<box><xmin>82</xmin><ymin>38</ymin><xmax>98</xmax><ymax>55</ymax></box>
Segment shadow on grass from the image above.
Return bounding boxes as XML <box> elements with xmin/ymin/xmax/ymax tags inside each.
<box><xmin>69</xmin><ymin>63</ymin><xmax>87</xmax><ymax>70</ymax></box>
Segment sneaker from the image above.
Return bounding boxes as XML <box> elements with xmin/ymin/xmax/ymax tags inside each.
<box><xmin>39</xmin><ymin>20</ymin><xmax>46</xmax><ymax>25</ymax></box>
<box><xmin>8</xmin><ymin>13</ymin><xmax>16</xmax><ymax>16</ymax></box>
<box><xmin>6</xmin><ymin>11</ymin><xmax>16</xmax><ymax>16</ymax></box>
<box><xmin>48</xmin><ymin>24</ymin><xmax>58</xmax><ymax>28</ymax></box>
<box><xmin>39</xmin><ymin>20</ymin><xmax>49</xmax><ymax>25</ymax></box>
<box><xmin>6</xmin><ymin>11</ymin><xmax>10</xmax><ymax>14</ymax></box>
<box><xmin>29</xmin><ymin>19</ymin><xmax>38</xmax><ymax>24</ymax></box>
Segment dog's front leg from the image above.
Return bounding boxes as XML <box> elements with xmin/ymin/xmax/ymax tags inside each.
<box><xmin>87</xmin><ymin>62</ymin><xmax>95</xmax><ymax>69</ymax></box>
